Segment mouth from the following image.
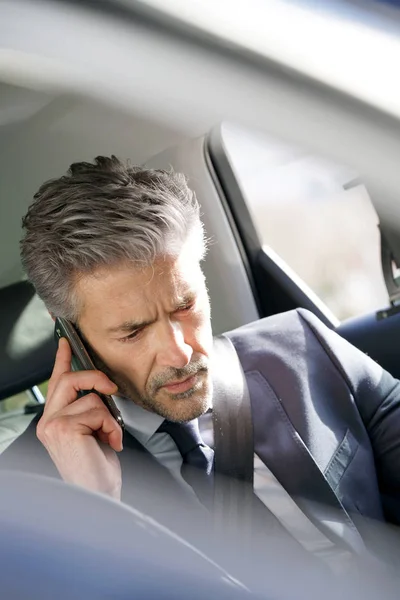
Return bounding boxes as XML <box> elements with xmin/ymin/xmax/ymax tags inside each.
<box><xmin>161</xmin><ymin>374</ymin><xmax>198</xmax><ymax>394</ymax></box>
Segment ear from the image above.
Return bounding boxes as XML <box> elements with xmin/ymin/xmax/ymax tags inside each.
<box><xmin>48</xmin><ymin>310</ymin><xmax>56</xmax><ymax>323</ymax></box>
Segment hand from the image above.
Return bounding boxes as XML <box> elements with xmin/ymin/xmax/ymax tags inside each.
<box><xmin>37</xmin><ymin>337</ymin><xmax>123</xmax><ymax>499</ymax></box>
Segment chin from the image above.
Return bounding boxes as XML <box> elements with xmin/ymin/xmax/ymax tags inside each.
<box><xmin>166</xmin><ymin>400</ymin><xmax>209</xmax><ymax>423</ymax></box>
<box><xmin>154</xmin><ymin>383</ymin><xmax>211</xmax><ymax>423</ymax></box>
<box><xmin>122</xmin><ymin>372</ymin><xmax>212</xmax><ymax>422</ymax></box>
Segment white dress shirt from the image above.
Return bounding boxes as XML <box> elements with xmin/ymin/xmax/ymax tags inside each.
<box><xmin>114</xmin><ymin>397</ymin><xmax>353</xmax><ymax>573</ymax></box>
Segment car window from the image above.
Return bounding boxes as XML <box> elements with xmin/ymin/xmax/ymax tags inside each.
<box><xmin>219</xmin><ymin>123</ymin><xmax>389</xmax><ymax>321</ymax></box>
<box><xmin>0</xmin><ymin>384</ymin><xmax>46</xmax><ymax>455</ymax></box>
<box><xmin>1</xmin><ymin>390</ymin><xmax>35</xmax><ymax>414</ymax></box>
<box><xmin>0</xmin><ymin>382</ymin><xmax>47</xmax><ymax>414</ymax></box>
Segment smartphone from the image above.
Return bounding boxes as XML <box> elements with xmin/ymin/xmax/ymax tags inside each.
<box><xmin>54</xmin><ymin>317</ymin><xmax>124</xmax><ymax>430</ymax></box>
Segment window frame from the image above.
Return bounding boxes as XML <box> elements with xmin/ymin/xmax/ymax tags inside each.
<box><xmin>206</xmin><ymin>123</ymin><xmax>339</xmax><ymax>328</ymax></box>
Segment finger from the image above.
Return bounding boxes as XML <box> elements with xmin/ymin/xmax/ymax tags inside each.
<box><xmin>46</xmin><ymin>370</ymin><xmax>118</xmax><ymax>415</ymax></box>
<box><xmin>54</xmin><ymin>393</ymin><xmax>119</xmax><ymax>425</ymax></box>
<box><xmin>41</xmin><ymin>394</ymin><xmax>123</xmax><ymax>452</ymax></box>
<box><xmin>47</xmin><ymin>338</ymin><xmax>72</xmax><ymax>397</ymax></box>
<box><xmin>53</xmin><ymin>392</ymin><xmax>104</xmax><ymax>417</ymax></box>
<box><xmin>71</xmin><ymin>408</ymin><xmax>123</xmax><ymax>452</ymax></box>
<box><xmin>96</xmin><ymin>429</ymin><xmax>111</xmax><ymax>446</ymax></box>
<box><xmin>40</xmin><ymin>405</ymin><xmax>123</xmax><ymax>453</ymax></box>
<box><xmin>100</xmin><ymin>415</ymin><xmax>124</xmax><ymax>453</ymax></box>
<box><xmin>52</xmin><ymin>337</ymin><xmax>72</xmax><ymax>379</ymax></box>
<box><xmin>65</xmin><ymin>398</ymin><xmax>123</xmax><ymax>451</ymax></box>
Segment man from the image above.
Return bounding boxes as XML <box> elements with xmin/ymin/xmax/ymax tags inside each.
<box><xmin>3</xmin><ymin>156</ymin><xmax>400</xmax><ymax>578</ymax></box>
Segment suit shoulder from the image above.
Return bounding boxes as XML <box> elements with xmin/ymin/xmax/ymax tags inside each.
<box><xmin>223</xmin><ymin>309</ymin><xmax>326</xmax><ymax>373</ymax></box>
<box><xmin>224</xmin><ymin>308</ymin><xmax>323</xmax><ymax>344</ymax></box>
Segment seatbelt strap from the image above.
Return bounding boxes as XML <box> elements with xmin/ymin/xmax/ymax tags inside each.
<box><xmin>211</xmin><ymin>334</ymin><xmax>254</xmax><ymax>539</ymax></box>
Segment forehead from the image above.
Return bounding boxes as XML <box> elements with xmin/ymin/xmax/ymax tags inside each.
<box><xmin>76</xmin><ymin>253</ymin><xmax>203</xmax><ymax>324</ymax></box>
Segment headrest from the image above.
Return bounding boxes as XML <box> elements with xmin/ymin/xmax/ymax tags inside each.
<box><xmin>0</xmin><ymin>280</ymin><xmax>55</xmax><ymax>401</ymax></box>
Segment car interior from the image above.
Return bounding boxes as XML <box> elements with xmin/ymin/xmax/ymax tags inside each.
<box><xmin>1</xmin><ymin>82</ymin><xmax>400</xmax><ymax>460</ymax></box>
<box><xmin>4</xmin><ymin>2</ymin><xmax>400</xmax><ymax>597</ymax></box>
<box><xmin>2</xmin><ymin>0</ymin><xmax>400</xmax><ymax>469</ymax></box>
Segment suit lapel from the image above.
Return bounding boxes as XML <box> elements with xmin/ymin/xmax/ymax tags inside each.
<box><xmin>248</xmin><ymin>370</ymin><xmax>365</xmax><ymax>553</ymax></box>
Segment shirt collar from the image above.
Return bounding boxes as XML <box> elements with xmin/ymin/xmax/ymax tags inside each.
<box><xmin>113</xmin><ymin>396</ymin><xmax>164</xmax><ymax>447</ymax></box>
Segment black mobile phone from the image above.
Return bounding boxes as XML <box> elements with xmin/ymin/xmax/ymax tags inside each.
<box><xmin>54</xmin><ymin>317</ymin><xmax>124</xmax><ymax>430</ymax></box>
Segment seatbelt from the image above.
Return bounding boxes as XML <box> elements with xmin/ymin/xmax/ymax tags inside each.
<box><xmin>211</xmin><ymin>334</ymin><xmax>254</xmax><ymax>540</ymax></box>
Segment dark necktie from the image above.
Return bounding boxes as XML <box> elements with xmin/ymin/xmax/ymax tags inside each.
<box><xmin>157</xmin><ymin>419</ymin><xmax>214</xmax><ymax>507</ymax></box>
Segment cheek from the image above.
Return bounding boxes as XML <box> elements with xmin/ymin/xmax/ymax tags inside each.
<box><xmin>99</xmin><ymin>344</ymin><xmax>151</xmax><ymax>390</ymax></box>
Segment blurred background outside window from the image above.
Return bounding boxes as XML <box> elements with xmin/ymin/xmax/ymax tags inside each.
<box><xmin>221</xmin><ymin>123</ymin><xmax>388</xmax><ymax>321</ymax></box>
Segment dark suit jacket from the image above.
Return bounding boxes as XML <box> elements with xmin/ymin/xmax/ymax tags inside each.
<box><xmin>2</xmin><ymin>308</ymin><xmax>400</xmax><ymax>570</ymax></box>
<box><xmin>225</xmin><ymin>308</ymin><xmax>400</xmax><ymax>559</ymax></box>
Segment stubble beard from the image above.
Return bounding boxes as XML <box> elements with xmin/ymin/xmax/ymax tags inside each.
<box><xmin>92</xmin><ymin>353</ymin><xmax>211</xmax><ymax>423</ymax></box>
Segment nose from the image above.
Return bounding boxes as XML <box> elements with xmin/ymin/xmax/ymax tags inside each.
<box><xmin>156</xmin><ymin>321</ymin><xmax>193</xmax><ymax>368</ymax></box>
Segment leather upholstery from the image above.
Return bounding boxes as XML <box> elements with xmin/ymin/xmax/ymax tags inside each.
<box><xmin>0</xmin><ymin>280</ymin><xmax>55</xmax><ymax>400</ymax></box>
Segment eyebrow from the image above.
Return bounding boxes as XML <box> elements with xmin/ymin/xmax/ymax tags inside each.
<box><xmin>106</xmin><ymin>293</ymin><xmax>196</xmax><ymax>335</ymax></box>
<box><xmin>106</xmin><ymin>317</ymin><xmax>156</xmax><ymax>335</ymax></box>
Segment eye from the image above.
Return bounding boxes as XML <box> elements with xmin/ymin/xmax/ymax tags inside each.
<box><xmin>176</xmin><ymin>302</ymin><xmax>194</xmax><ymax>313</ymax></box>
<box><xmin>119</xmin><ymin>329</ymin><xmax>142</xmax><ymax>343</ymax></box>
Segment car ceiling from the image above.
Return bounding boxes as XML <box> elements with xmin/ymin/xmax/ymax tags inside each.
<box><xmin>3</xmin><ymin>0</ymin><xmax>400</xmax><ymax>294</ymax></box>
<box><xmin>0</xmin><ymin>82</ymin><xmax>212</xmax><ymax>291</ymax></box>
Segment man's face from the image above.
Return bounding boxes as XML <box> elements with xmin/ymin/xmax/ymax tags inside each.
<box><xmin>76</xmin><ymin>248</ymin><xmax>213</xmax><ymax>422</ymax></box>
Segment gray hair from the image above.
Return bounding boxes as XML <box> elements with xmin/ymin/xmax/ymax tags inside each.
<box><xmin>20</xmin><ymin>156</ymin><xmax>206</xmax><ymax>321</ymax></box>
